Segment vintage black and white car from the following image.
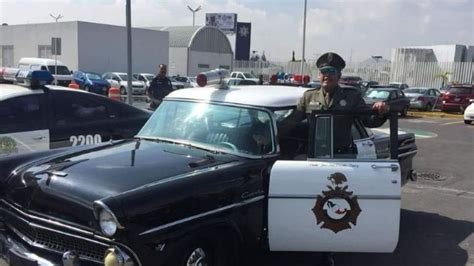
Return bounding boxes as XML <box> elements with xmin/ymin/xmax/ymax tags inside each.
<box><xmin>0</xmin><ymin>70</ymin><xmax>151</xmax><ymax>158</ymax></box>
<box><xmin>0</xmin><ymin>70</ymin><xmax>417</xmax><ymax>266</ymax></box>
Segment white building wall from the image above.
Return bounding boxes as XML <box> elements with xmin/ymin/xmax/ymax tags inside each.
<box><xmin>188</xmin><ymin>51</ymin><xmax>232</xmax><ymax>76</ymax></box>
<box><xmin>77</xmin><ymin>22</ymin><xmax>168</xmax><ymax>74</ymax></box>
<box><xmin>169</xmin><ymin>47</ymin><xmax>188</xmax><ymax>76</ymax></box>
<box><xmin>0</xmin><ymin>22</ymin><xmax>79</xmax><ymax>69</ymax></box>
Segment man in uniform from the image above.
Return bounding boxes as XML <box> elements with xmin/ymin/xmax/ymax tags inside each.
<box><xmin>147</xmin><ymin>64</ymin><xmax>173</xmax><ymax>110</ymax></box>
<box><xmin>282</xmin><ymin>52</ymin><xmax>389</xmax><ymax>157</ymax></box>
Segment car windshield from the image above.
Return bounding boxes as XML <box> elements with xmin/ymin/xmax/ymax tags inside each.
<box><xmin>174</xmin><ymin>76</ymin><xmax>188</xmax><ymax>82</ymax></box>
<box><xmin>405</xmin><ymin>88</ymin><xmax>427</xmax><ymax>94</ymax></box>
<box><xmin>137</xmin><ymin>100</ymin><xmax>275</xmax><ymax>157</ymax></box>
<box><xmin>86</xmin><ymin>73</ymin><xmax>102</xmax><ymax>80</ymax></box>
<box><xmin>47</xmin><ymin>65</ymin><xmax>71</xmax><ymax>75</ymax></box>
<box><xmin>366</xmin><ymin>90</ymin><xmax>390</xmax><ymax>99</ymax></box>
<box><xmin>118</xmin><ymin>74</ymin><xmax>138</xmax><ymax>81</ymax></box>
<box><xmin>449</xmin><ymin>87</ymin><xmax>471</xmax><ymax>94</ymax></box>
<box><xmin>243</xmin><ymin>73</ymin><xmax>257</xmax><ymax>79</ymax></box>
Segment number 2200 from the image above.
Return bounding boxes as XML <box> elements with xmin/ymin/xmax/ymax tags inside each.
<box><xmin>69</xmin><ymin>134</ymin><xmax>102</xmax><ymax>146</ymax></box>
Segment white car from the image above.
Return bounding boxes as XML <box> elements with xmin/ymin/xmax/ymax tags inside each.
<box><xmin>102</xmin><ymin>72</ymin><xmax>146</xmax><ymax>95</ymax></box>
<box><xmin>133</xmin><ymin>73</ymin><xmax>155</xmax><ymax>89</ymax></box>
<box><xmin>230</xmin><ymin>71</ymin><xmax>260</xmax><ymax>83</ymax></box>
<box><xmin>464</xmin><ymin>100</ymin><xmax>474</xmax><ymax>124</ymax></box>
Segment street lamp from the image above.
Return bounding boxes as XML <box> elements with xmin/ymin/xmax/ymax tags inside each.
<box><xmin>50</xmin><ymin>13</ymin><xmax>63</xmax><ymax>85</ymax></box>
<box><xmin>187</xmin><ymin>5</ymin><xmax>202</xmax><ymax>26</ymax></box>
<box><xmin>300</xmin><ymin>0</ymin><xmax>307</xmax><ymax>75</ymax></box>
<box><xmin>371</xmin><ymin>55</ymin><xmax>383</xmax><ymax>81</ymax></box>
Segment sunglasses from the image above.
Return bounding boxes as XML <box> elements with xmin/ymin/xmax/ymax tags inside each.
<box><xmin>319</xmin><ymin>67</ymin><xmax>338</xmax><ymax>75</ymax></box>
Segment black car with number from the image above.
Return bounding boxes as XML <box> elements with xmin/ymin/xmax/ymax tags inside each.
<box><xmin>0</xmin><ymin>71</ymin><xmax>417</xmax><ymax>266</ymax></box>
<box><xmin>0</xmin><ymin>71</ymin><xmax>151</xmax><ymax>158</ymax></box>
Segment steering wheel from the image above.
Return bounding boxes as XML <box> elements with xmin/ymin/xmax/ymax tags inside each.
<box><xmin>217</xmin><ymin>142</ymin><xmax>238</xmax><ymax>152</ymax></box>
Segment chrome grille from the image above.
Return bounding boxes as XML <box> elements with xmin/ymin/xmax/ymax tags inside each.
<box><xmin>3</xmin><ymin>208</ymin><xmax>107</xmax><ymax>263</ymax></box>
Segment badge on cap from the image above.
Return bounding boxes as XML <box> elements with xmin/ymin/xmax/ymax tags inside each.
<box><xmin>339</xmin><ymin>99</ymin><xmax>347</xmax><ymax>106</ymax></box>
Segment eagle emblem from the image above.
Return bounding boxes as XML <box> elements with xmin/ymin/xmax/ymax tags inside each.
<box><xmin>312</xmin><ymin>172</ymin><xmax>362</xmax><ymax>233</ymax></box>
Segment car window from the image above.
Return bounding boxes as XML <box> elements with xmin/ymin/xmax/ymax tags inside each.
<box><xmin>389</xmin><ymin>92</ymin><xmax>397</xmax><ymax>100</ymax></box>
<box><xmin>449</xmin><ymin>87</ymin><xmax>472</xmax><ymax>94</ymax></box>
<box><xmin>243</xmin><ymin>73</ymin><xmax>257</xmax><ymax>79</ymax></box>
<box><xmin>397</xmin><ymin>90</ymin><xmax>405</xmax><ymax>97</ymax></box>
<box><xmin>231</xmin><ymin>73</ymin><xmax>236</xmax><ymax>78</ymax></box>
<box><xmin>0</xmin><ymin>94</ymin><xmax>46</xmax><ymax>134</ymax></box>
<box><xmin>366</xmin><ymin>90</ymin><xmax>390</xmax><ymax>99</ymax></box>
<box><xmin>47</xmin><ymin>65</ymin><xmax>71</xmax><ymax>75</ymax></box>
<box><xmin>237</xmin><ymin>74</ymin><xmax>244</xmax><ymax>79</ymax></box>
<box><xmin>52</xmin><ymin>91</ymin><xmax>108</xmax><ymax>127</ymax></box>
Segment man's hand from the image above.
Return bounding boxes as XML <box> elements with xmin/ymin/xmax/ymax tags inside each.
<box><xmin>372</xmin><ymin>101</ymin><xmax>390</xmax><ymax>114</ymax></box>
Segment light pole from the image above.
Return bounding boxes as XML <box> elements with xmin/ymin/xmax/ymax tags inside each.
<box><xmin>300</xmin><ymin>0</ymin><xmax>307</xmax><ymax>75</ymax></box>
<box><xmin>187</xmin><ymin>5</ymin><xmax>202</xmax><ymax>26</ymax></box>
<box><xmin>371</xmin><ymin>55</ymin><xmax>383</xmax><ymax>81</ymax></box>
<box><xmin>50</xmin><ymin>13</ymin><xmax>63</xmax><ymax>85</ymax></box>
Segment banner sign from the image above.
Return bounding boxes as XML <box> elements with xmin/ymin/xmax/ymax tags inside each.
<box><xmin>235</xmin><ymin>22</ymin><xmax>251</xmax><ymax>60</ymax></box>
<box><xmin>205</xmin><ymin>13</ymin><xmax>237</xmax><ymax>34</ymax></box>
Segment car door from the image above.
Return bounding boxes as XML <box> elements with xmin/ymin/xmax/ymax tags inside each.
<box><xmin>268</xmin><ymin>112</ymin><xmax>400</xmax><ymax>253</ymax></box>
<box><xmin>352</xmin><ymin>120</ymin><xmax>376</xmax><ymax>159</ymax></box>
<box><xmin>0</xmin><ymin>94</ymin><xmax>49</xmax><ymax>157</ymax></box>
<box><xmin>48</xmin><ymin>90</ymin><xmax>114</xmax><ymax>148</ymax></box>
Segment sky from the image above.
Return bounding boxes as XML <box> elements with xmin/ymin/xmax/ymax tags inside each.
<box><xmin>0</xmin><ymin>0</ymin><xmax>473</xmax><ymax>62</ymax></box>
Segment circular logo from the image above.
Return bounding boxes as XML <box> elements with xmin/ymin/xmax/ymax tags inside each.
<box><xmin>339</xmin><ymin>99</ymin><xmax>347</xmax><ymax>106</ymax></box>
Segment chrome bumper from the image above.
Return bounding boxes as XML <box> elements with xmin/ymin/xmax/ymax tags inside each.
<box><xmin>0</xmin><ymin>228</ymin><xmax>61</xmax><ymax>265</ymax></box>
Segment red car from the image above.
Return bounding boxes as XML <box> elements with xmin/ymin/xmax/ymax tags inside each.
<box><xmin>441</xmin><ymin>85</ymin><xmax>474</xmax><ymax>113</ymax></box>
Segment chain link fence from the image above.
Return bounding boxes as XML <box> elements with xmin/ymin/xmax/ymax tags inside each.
<box><xmin>233</xmin><ymin>60</ymin><xmax>474</xmax><ymax>88</ymax></box>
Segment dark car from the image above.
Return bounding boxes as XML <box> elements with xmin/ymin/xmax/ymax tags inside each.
<box><xmin>441</xmin><ymin>85</ymin><xmax>474</xmax><ymax>113</ymax></box>
<box><xmin>404</xmin><ymin>87</ymin><xmax>442</xmax><ymax>111</ymax></box>
<box><xmin>0</xmin><ymin>78</ymin><xmax>418</xmax><ymax>266</ymax></box>
<box><xmin>73</xmin><ymin>71</ymin><xmax>111</xmax><ymax>95</ymax></box>
<box><xmin>339</xmin><ymin>75</ymin><xmax>362</xmax><ymax>87</ymax></box>
<box><xmin>364</xmin><ymin>87</ymin><xmax>411</xmax><ymax>116</ymax></box>
<box><xmin>0</xmin><ymin>71</ymin><xmax>151</xmax><ymax>158</ymax></box>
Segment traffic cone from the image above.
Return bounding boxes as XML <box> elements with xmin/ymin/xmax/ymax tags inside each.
<box><xmin>68</xmin><ymin>80</ymin><xmax>80</xmax><ymax>89</ymax></box>
<box><xmin>108</xmin><ymin>87</ymin><xmax>121</xmax><ymax>101</ymax></box>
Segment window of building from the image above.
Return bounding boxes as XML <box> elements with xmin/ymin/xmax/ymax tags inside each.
<box><xmin>1</xmin><ymin>45</ymin><xmax>14</xmax><ymax>67</ymax></box>
<box><xmin>219</xmin><ymin>65</ymin><xmax>230</xmax><ymax>70</ymax></box>
<box><xmin>38</xmin><ymin>45</ymin><xmax>52</xmax><ymax>59</ymax></box>
<box><xmin>198</xmin><ymin>64</ymin><xmax>210</xmax><ymax>69</ymax></box>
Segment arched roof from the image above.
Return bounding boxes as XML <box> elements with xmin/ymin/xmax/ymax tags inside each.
<box><xmin>159</xmin><ymin>26</ymin><xmax>232</xmax><ymax>54</ymax></box>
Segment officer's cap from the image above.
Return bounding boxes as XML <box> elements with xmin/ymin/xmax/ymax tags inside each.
<box><xmin>316</xmin><ymin>52</ymin><xmax>346</xmax><ymax>71</ymax></box>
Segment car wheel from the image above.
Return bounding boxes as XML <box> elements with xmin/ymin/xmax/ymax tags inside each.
<box><xmin>400</xmin><ymin>106</ymin><xmax>408</xmax><ymax>117</ymax></box>
<box><xmin>84</xmin><ymin>85</ymin><xmax>90</xmax><ymax>92</ymax></box>
<box><xmin>460</xmin><ymin>106</ymin><xmax>465</xmax><ymax>114</ymax></box>
<box><xmin>425</xmin><ymin>103</ymin><xmax>432</xmax><ymax>112</ymax></box>
<box><xmin>120</xmin><ymin>86</ymin><xmax>127</xmax><ymax>95</ymax></box>
<box><xmin>465</xmin><ymin>120</ymin><xmax>472</xmax><ymax>125</ymax></box>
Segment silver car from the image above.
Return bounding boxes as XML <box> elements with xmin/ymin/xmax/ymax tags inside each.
<box><xmin>404</xmin><ymin>87</ymin><xmax>441</xmax><ymax>111</ymax></box>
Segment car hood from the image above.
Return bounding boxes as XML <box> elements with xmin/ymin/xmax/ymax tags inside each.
<box><xmin>3</xmin><ymin>139</ymin><xmax>238</xmax><ymax>225</ymax></box>
<box><xmin>404</xmin><ymin>93</ymin><xmax>422</xmax><ymax>98</ymax></box>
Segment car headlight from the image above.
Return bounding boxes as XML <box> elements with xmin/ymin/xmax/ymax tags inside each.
<box><xmin>99</xmin><ymin>209</ymin><xmax>118</xmax><ymax>237</ymax></box>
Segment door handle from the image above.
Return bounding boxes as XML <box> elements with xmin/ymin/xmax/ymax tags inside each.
<box><xmin>371</xmin><ymin>164</ymin><xmax>399</xmax><ymax>172</ymax></box>
<box><xmin>32</xmin><ymin>136</ymin><xmax>46</xmax><ymax>140</ymax></box>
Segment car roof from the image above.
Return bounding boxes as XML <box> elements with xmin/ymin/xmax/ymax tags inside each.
<box><xmin>368</xmin><ymin>87</ymin><xmax>400</xmax><ymax>91</ymax></box>
<box><xmin>0</xmin><ymin>83</ymin><xmax>97</xmax><ymax>101</ymax></box>
<box><xmin>167</xmin><ymin>85</ymin><xmax>309</xmax><ymax>108</ymax></box>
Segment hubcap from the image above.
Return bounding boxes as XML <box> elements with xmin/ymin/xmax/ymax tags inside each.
<box><xmin>186</xmin><ymin>247</ymin><xmax>208</xmax><ymax>266</ymax></box>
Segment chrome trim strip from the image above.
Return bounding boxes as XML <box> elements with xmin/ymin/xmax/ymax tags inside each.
<box><xmin>268</xmin><ymin>194</ymin><xmax>401</xmax><ymax>200</ymax></box>
<box><xmin>139</xmin><ymin>195</ymin><xmax>265</xmax><ymax>236</ymax></box>
<box><xmin>398</xmin><ymin>150</ymin><xmax>418</xmax><ymax>158</ymax></box>
<box><xmin>93</xmin><ymin>200</ymin><xmax>125</xmax><ymax>229</ymax></box>
<box><xmin>1</xmin><ymin>199</ymin><xmax>96</xmax><ymax>237</ymax></box>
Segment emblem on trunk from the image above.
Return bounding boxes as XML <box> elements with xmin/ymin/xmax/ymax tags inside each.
<box><xmin>312</xmin><ymin>172</ymin><xmax>361</xmax><ymax>233</ymax></box>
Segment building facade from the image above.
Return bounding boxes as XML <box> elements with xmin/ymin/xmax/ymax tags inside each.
<box><xmin>148</xmin><ymin>26</ymin><xmax>233</xmax><ymax>76</ymax></box>
<box><xmin>0</xmin><ymin>21</ymin><xmax>169</xmax><ymax>74</ymax></box>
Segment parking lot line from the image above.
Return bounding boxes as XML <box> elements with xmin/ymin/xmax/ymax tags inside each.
<box><xmin>440</xmin><ymin>121</ymin><xmax>464</xmax><ymax>126</ymax></box>
<box><xmin>406</xmin><ymin>184</ymin><xmax>474</xmax><ymax>200</ymax></box>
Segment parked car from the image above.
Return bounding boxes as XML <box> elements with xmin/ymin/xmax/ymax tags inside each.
<box><xmin>73</xmin><ymin>71</ymin><xmax>111</xmax><ymax>95</ymax></box>
<box><xmin>441</xmin><ymin>85</ymin><xmax>474</xmax><ymax>113</ymax></box>
<box><xmin>0</xmin><ymin>70</ymin><xmax>417</xmax><ymax>266</ymax></box>
<box><xmin>0</xmin><ymin>70</ymin><xmax>151</xmax><ymax>158</ymax></box>
<box><xmin>0</xmin><ymin>67</ymin><xmax>19</xmax><ymax>84</ymax></box>
<box><xmin>388</xmin><ymin>82</ymin><xmax>409</xmax><ymax>90</ymax></box>
<box><xmin>364</xmin><ymin>87</ymin><xmax>411</xmax><ymax>116</ymax></box>
<box><xmin>170</xmin><ymin>76</ymin><xmax>193</xmax><ymax>90</ymax></box>
<box><xmin>230</xmin><ymin>71</ymin><xmax>260</xmax><ymax>83</ymax></box>
<box><xmin>133</xmin><ymin>73</ymin><xmax>156</xmax><ymax>89</ymax></box>
<box><xmin>463</xmin><ymin>100</ymin><xmax>474</xmax><ymax>124</ymax></box>
<box><xmin>102</xmin><ymin>72</ymin><xmax>146</xmax><ymax>95</ymax></box>
<box><xmin>404</xmin><ymin>87</ymin><xmax>441</xmax><ymax>111</ymax></box>
<box><xmin>17</xmin><ymin>57</ymin><xmax>73</xmax><ymax>87</ymax></box>
<box><xmin>226</xmin><ymin>78</ymin><xmax>258</xmax><ymax>85</ymax></box>
<box><xmin>339</xmin><ymin>75</ymin><xmax>362</xmax><ymax>87</ymax></box>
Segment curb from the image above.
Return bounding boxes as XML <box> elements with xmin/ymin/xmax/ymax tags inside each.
<box><xmin>407</xmin><ymin>111</ymin><xmax>463</xmax><ymax>119</ymax></box>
